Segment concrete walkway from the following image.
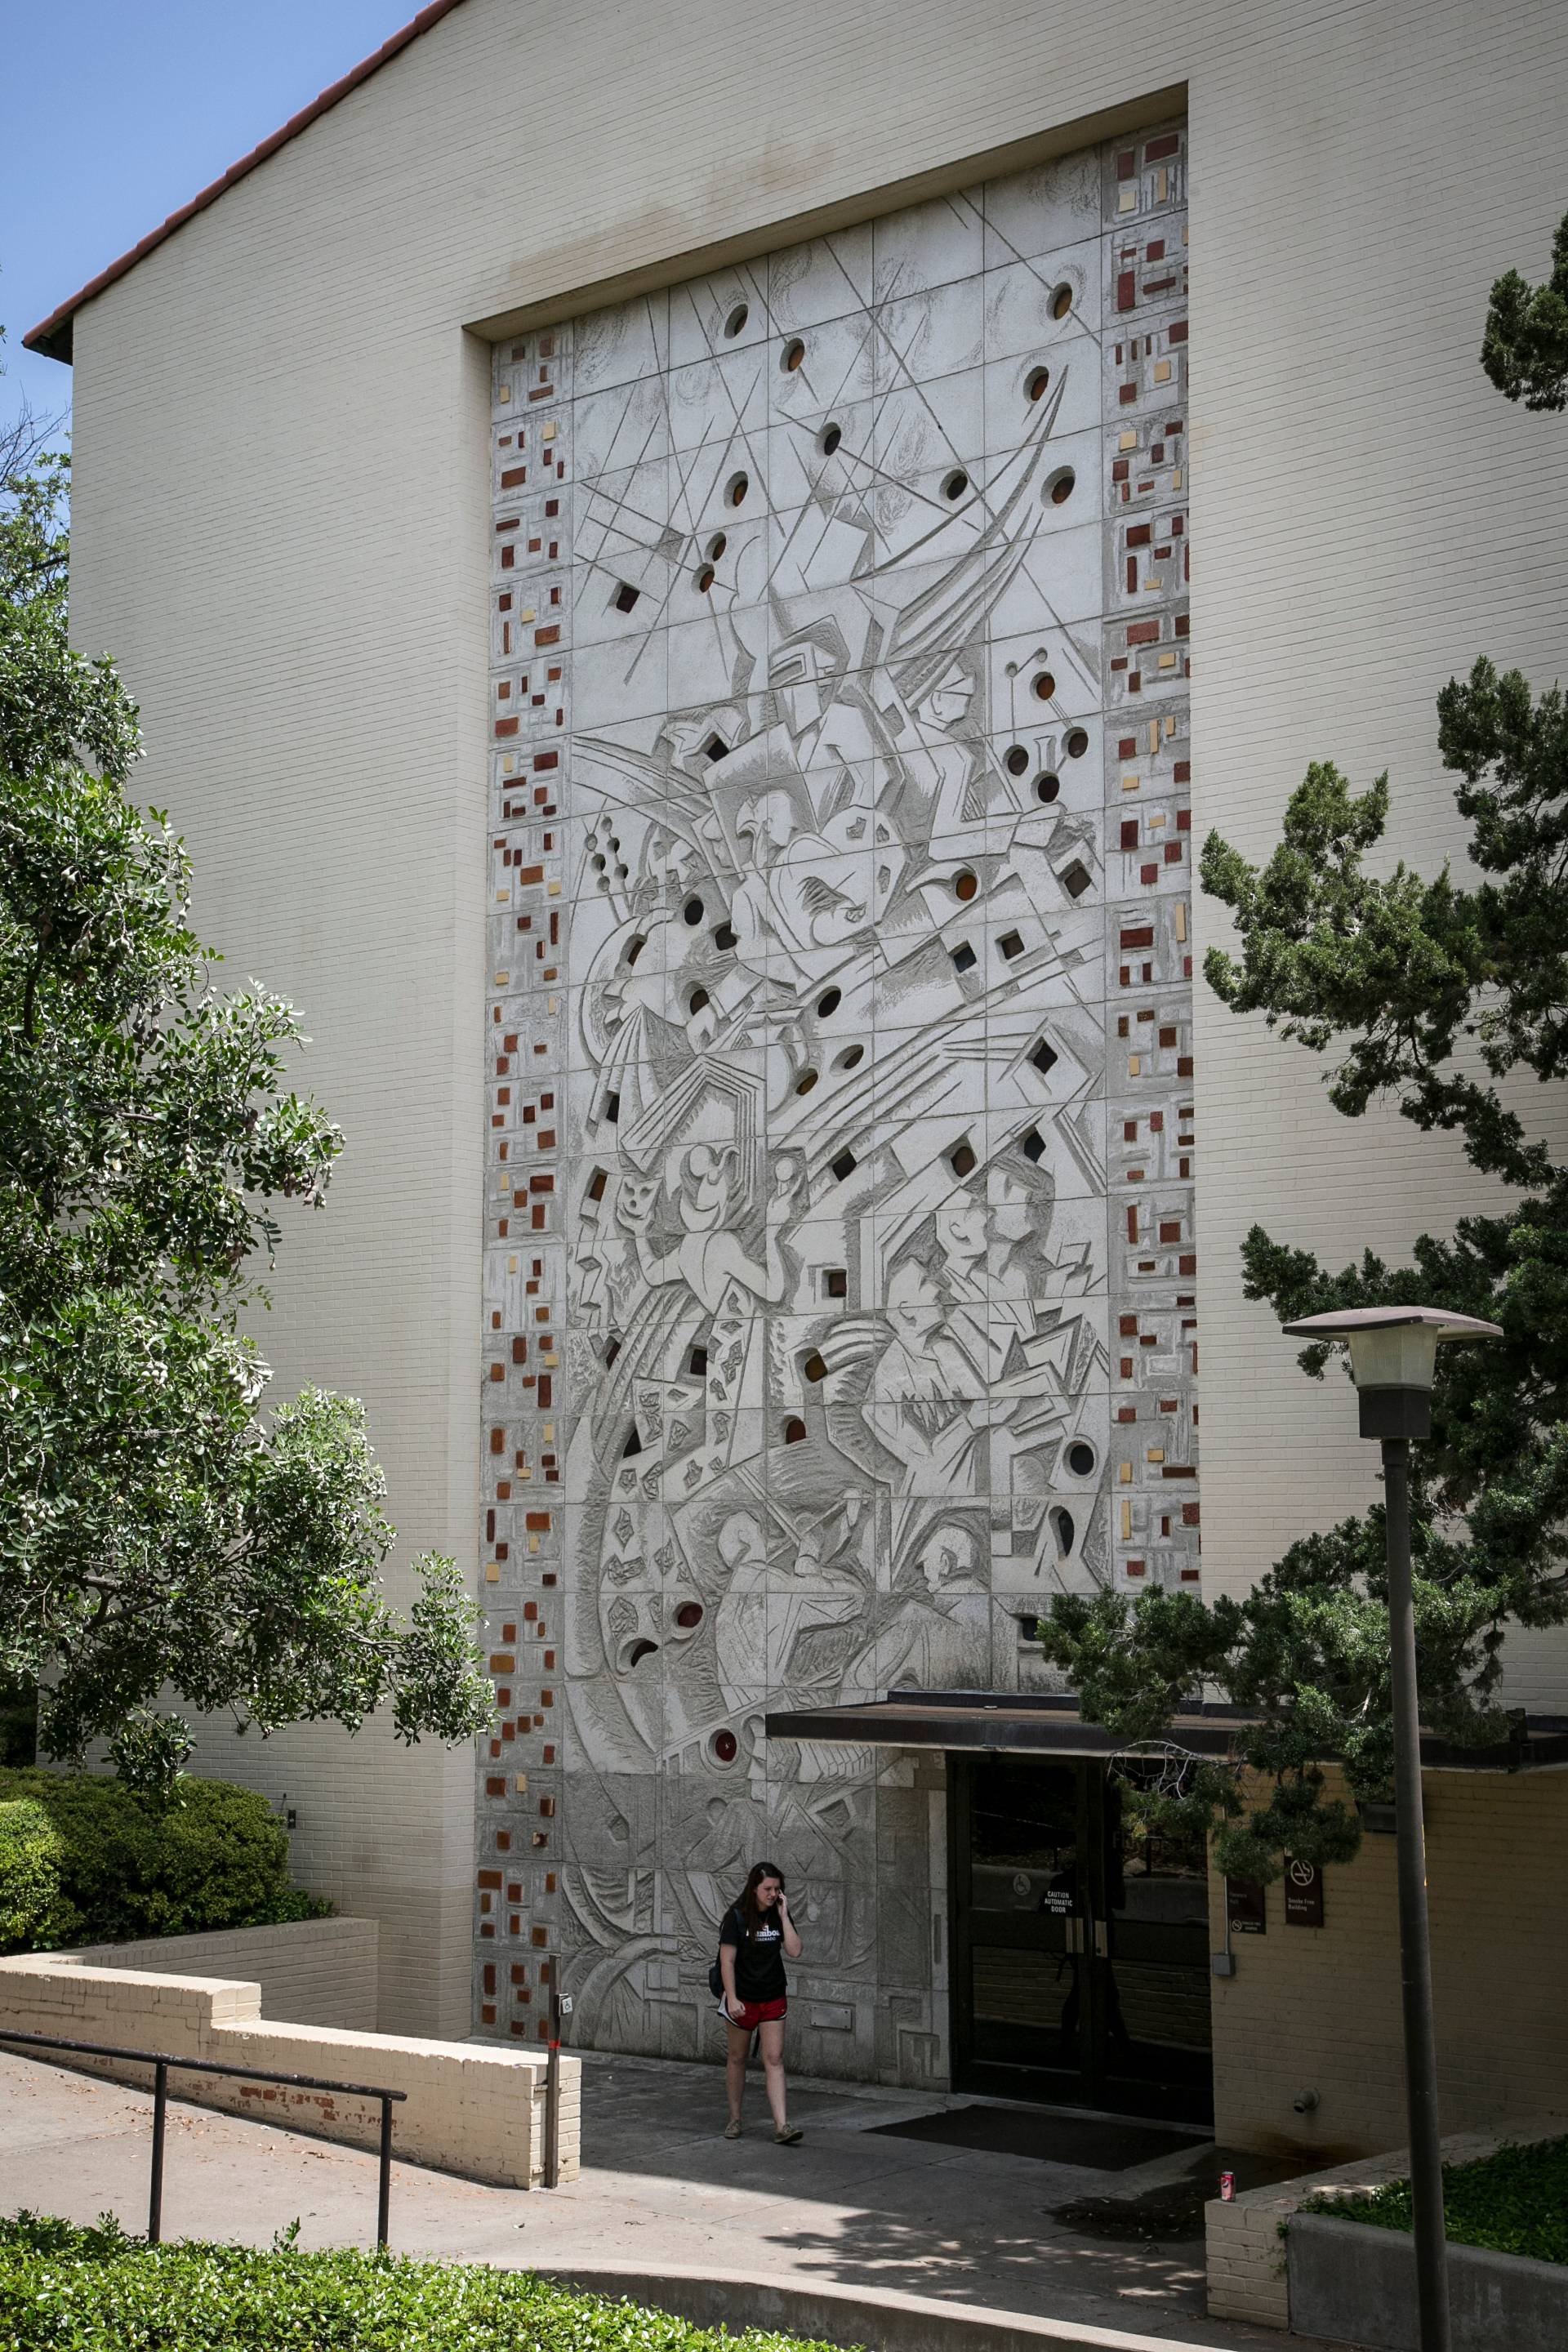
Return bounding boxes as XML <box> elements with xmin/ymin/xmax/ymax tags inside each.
<box><xmin>0</xmin><ymin>2047</ymin><xmax>1325</xmax><ymax>2350</ymax></box>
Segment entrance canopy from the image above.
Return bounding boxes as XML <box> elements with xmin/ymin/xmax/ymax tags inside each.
<box><xmin>764</xmin><ymin>1687</ymin><xmax>1568</xmax><ymax>1771</ymax></box>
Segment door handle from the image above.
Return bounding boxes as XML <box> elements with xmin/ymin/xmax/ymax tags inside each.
<box><xmin>1064</xmin><ymin>1918</ymin><xmax>1083</xmax><ymax>1955</ymax></box>
<box><xmin>1094</xmin><ymin>1919</ymin><xmax>1108</xmax><ymax>1959</ymax></box>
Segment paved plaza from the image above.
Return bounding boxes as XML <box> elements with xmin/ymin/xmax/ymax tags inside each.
<box><xmin>0</xmin><ymin>2046</ymin><xmax>1330</xmax><ymax>2349</ymax></box>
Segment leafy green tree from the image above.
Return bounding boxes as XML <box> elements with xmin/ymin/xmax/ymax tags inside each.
<box><xmin>1482</xmin><ymin>211</ymin><xmax>1568</xmax><ymax>412</ymax></box>
<box><xmin>1039</xmin><ymin>221</ymin><xmax>1568</xmax><ymax>1879</ymax></box>
<box><xmin>1</xmin><ymin>341</ymin><xmax>492</xmax><ymax>1798</ymax></box>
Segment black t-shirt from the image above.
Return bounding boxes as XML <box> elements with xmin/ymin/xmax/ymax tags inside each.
<box><xmin>719</xmin><ymin>1904</ymin><xmax>786</xmax><ymax>2002</ymax></box>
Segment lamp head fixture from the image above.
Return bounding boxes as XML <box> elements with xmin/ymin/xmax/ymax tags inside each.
<box><xmin>1280</xmin><ymin>1306</ymin><xmax>1503</xmax><ymax>1441</ymax></box>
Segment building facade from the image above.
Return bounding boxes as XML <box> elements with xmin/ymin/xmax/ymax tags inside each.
<box><xmin>30</xmin><ymin>0</ymin><xmax>1568</xmax><ymax>2153</ymax></box>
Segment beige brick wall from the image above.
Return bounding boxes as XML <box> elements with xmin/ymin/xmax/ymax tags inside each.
<box><xmin>64</xmin><ymin>1918</ymin><xmax>379</xmax><ymax>2033</ymax></box>
<box><xmin>0</xmin><ymin>1951</ymin><xmax>577</xmax><ymax>2188</ymax></box>
<box><xmin>1211</xmin><ymin>1767</ymin><xmax>1568</xmax><ymax>2161</ymax></box>
<box><xmin>55</xmin><ymin>0</ymin><xmax>1568</xmax><ymax>2019</ymax></box>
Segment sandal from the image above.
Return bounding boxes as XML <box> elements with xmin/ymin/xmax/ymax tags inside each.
<box><xmin>773</xmin><ymin>2123</ymin><xmax>804</xmax><ymax>2145</ymax></box>
<box><xmin>724</xmin><ymin>2118</ymin><xmax>742</xmax><ymax>2140</ymax></box>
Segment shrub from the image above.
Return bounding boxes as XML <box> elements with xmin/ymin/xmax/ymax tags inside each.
<box><xmin>0</xmin><ymin>1770</ymin><xmax>327</xmax><ymax>1954</ymax></box>
<box><xmin>0</xmin><ymin>1800</ymin><xmax>79</xmax><ymax>1951</ymax></box>
<box><xmin>1301</xmin><ymin>2135</ymin><xmax>1568</xmax><ymax>2266</ymax></box>
<box><xmin>0</xmin><ymin>2216</ymin><xmax>850</xmax><ymax>2352</ymax></box>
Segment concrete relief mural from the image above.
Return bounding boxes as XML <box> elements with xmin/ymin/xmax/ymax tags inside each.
<box><xmin>478</xmin><ymin>125</ymin><xmax>1194</xmax><ymax>2079</ymax></box>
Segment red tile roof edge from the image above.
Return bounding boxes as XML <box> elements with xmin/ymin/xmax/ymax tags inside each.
<box><xmin>24</xmin><ymin>0</ymin><xmax>471</xmax><ymax>364</ymax></box>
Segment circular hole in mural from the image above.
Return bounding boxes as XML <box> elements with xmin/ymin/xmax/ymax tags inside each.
<box><xmin>782</xmin><ymin>336</ymin><xmax>806</xmax><ymax>372</ymax></box>
<box><xmin>803</xmin><ymin>1352</ymin><xmax>828</xmax><ymax>1383</ymax></box>
<box><xmin>783</xmin><ymin>1415</ymin><xmax>808</xmax><ymax>1444</ymax></box>
<box><xmin>950</xmin><ymin>1140</ymin><xmax>978</xmax><ymax>1178</ymax></box>
<box><xmin>1004</xmin><ymin>745</ymin><xmax>1030</xmax><ymax>777</ymax></box>
<box><xmin>835</xmin><ymin>1043</ymin><xmax>865</xmax><ymax>1070</ymax></box>
<box><xmin>1066</xmin><ymin>1439</ymin><xmax>1097</xmax><ymax>1477</ymax></box>
<box><xmin>695</xmin><ymin>564</ymin><xmax>716</xmax><ymax>594</ymax></box>
<box><xmin>1031</xmin><ymin>671</ymin><xmax>1057</xmax><ymax>701</ymax></box>
<box><xmin>591</xmin><ymin>852</ymin><xmax>606</xmax><ymax>871</ymax></box>
<box><xmin>621</xmin><ymin>1637</ymin><xmax>660</xmax><ymax>1670</ymax></box>
<box><xmin>795</xmin><ymin>1068</ymin><xmax>818</xmax><ymax>1096</ymax></box>
<box><xmin>714</xmin><ymin>921</ymin><xmax>738</xmax><ymax>950</ymax></box>
<box><xmin>710</xmin><ymin>1727</ymin><xmax>739</xmax><ymax>1765</ymax></box>
<box><xmin>1026</xmin><ymin>363</ymin><xmax>1051</xmax><ymax>402</ymax></box>
<box><xmin>707</xmin><ymin>532</ymin><xmax>728</xmax><ymax>560</ymax></box>
<box><xmin>942</xmin><ymin>467</ymin><xmax>969</xmax><ymax>501</ymax></box>
<box><xmin>724</xmin><ymin>301</ymin><xmax>750</xmax><ymax>338</ymax></box>
<box><xmin>818</xmin><ymin>421</ymin><xmax>842</xmax><ymax>456</ymax></box>
<box><xmin>1050</xmin><ymin>282</ymin><xmax>1072</xmax><ymax>320</ymax></box>
<box><xmin>955</xmin><ymin>868</ymin><xmax>978</xmax><ymax>902</ymax></box>
<box><xmin>816</xmin><ymin>986</ymin><xmax>842</xmax><ymax>1018</ymax></box>
<box><xmin>688</xmin><ymin>987</ymin><xmax>710</xmax><ymax>1016</ymax></box>
<box><xmin>1064</xmin><ymin>727</ymin><xmax>1090</xmax><ymax>760</ymax></box>
<box><xmin>725</xmin><ymin>470</ymin><xmax>750</xmax><ymax>507</ymax></box>
<box><xmin>684</xmin><ymin>895</ymin><xmax>705</xmax><ymax>924</ymax></box>
<box><xmin>675</xmin><ymin>1600</ymin><xmax>704</xmax><ymax>1632</ymax></box>
<box><xmin>1045</xmin><ymin>466</ymin><xmax>1076</xmax><ymax>507</ymax></box>
<box><xmin>1035</xmin><ymin>772</ymin><xmax>1060</xmax><ymax>804</ymax></box>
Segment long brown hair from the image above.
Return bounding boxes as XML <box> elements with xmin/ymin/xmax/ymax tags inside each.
<box><xmin>738</xmin><ymin>1859</ymin><xmax>786</xmax><ymax>1934</ymax></box>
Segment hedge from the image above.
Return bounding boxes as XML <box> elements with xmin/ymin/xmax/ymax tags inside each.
<box><xmin>0</xmin><ymin>1768</ymin><xmax>327</xmax><ymax>1954</ymax></box>
<box><xmin>0</xmin><ymin>2216</ymin><xmax>849</xmax><ymax>2352</ymax></box>
<box><xmin>1302</xmin><ymin>2135</ymin><xmax>1568</xmax><ymax>2266</ymax></box>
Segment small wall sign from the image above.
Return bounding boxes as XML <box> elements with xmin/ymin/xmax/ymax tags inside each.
<box><xmin>1284</xmin><ymin>1858</ymin><xmax>1325</xmax><ymax>1927</ymax></box>
<box><xmin>1226</xmin><ymin>1877</ymin><xmax>1267</xmax><ymax>1935</ymax></box>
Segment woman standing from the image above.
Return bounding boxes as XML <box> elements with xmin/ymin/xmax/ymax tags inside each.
<box><xmin>719</xmin><ymin>1860</ymin><xmax>804</xmax><ymax>2142</ymax></box>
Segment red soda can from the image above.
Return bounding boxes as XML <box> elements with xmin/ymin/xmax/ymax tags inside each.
<box><xmin>1219</xmin><ymin>2172</ymin><xmax>1236</xmax><ymax>2202</ymax></box>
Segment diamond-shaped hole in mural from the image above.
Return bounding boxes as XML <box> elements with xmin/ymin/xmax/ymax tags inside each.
<box><xmin>1045</xmin><ymin>467</ymin><xmax>1076</xmax><ymax>507</ymax></box>
<box><xmin>1050</xmin><ymin>283</ymin><xmax>1072</xmax><ymax>320</ymax></box>
<box><xmin>1019</xmin><ymin>1125</ymin><xmax>1046</xmax><ymax>1164</ymax></box>
<box><xmin>782</xmin><ymin>336</ymin><xmax>806</xmax><ymax>372</ymax></box>
<box><xmin>954</xmin><ymin>868</ymin><xmax>978</xmax><ymax>902</ymax></box>
<box><xmin>603</xmin><ymin>1090</ymin><xmax>621</xmax><ymax>1123</ymax></box>
<box><xmin>695</xmin><ymin>564</ymin><xmax>716</xmax><ymax>594</ymax></box>
<box><xmin>604</xmin><ymin>1336</ymin><xmax>621</xmax><ymax>1367</ymax></box>
<box><xmin>835</xmin><ymin>1044</ymin><xmax>864</xmax><ymax>1070</ymax></box>
<box><xmin>831</xmin><ymin>1148</ymin><xmax>856</xmax><ymax>1182</ymax></box>
<box><xmin>1026</xmin><ymin>363</ymin><xmax>1051</xmax><ymax>402</ymax></box>
<box><xmin>1004</xmin><ymin>745</ymin><xmax>1029</xmax><ymax>777</ymax></box>
<box><xmin>951</xmin><ymin>942</ymin><xmax>978</xmax><ymax>974</ymax></box>
<box><xmin>1064</xmin><ymin>727</ymin><xmax>1090</xmax><ymax>759</ymax></box>
<box><xmin>818</xmin><ymin>421</ymin><xmax>842</xmax><ymax>456</ymax></box>
<box><xmin>703</xmin><ymin>734</ymin><xmax>728</xmax><ymax>762</ymax></box>
<box><xmin>942</xmin><ymin>468</ymin><xmax>969</xmax><ymax>501</ymax></box>
<box><xmin>1031</xmin><ymin>670</ymin><xmax>1057</xmax><ymax>701</ymax></box>
<box><xmin>783</xmin><ymin>1416</ymin><xmax>808</xmax><ymax>1443</ymax></box>
<box><xmin>586</xmin><ymin>1166</ymin><xmax>608</xmax><ymax>1201</ymax></box>
<box><xmin>1031</xmin><ymin>1036</ymin><xmax>1059</xmax><ymax>1078</ymax></box>
<box><xmin>710</xmin><ymin>1728</ymin><xmax>739</xmax><ymax>1765</ymax></box>
<box><xmin>949</xmin><ymin>1140</ymin><xmax>977</xmax><ymax>1178</ymax></box>
<box><xmin>1034</xmin><ymin>773</ymin><xmax>1060</xmax><ymax>804</ymax></box>
<box><xmin>1067</xmin><ymin>1440</ymin><xmax>1097</xmax><ymax>1477</ymax></box>
<box><xmin>724</xmin><ymin>302</ymin><xmax>750</xmax><ymax>338</ymax></box>
<box><xmin>612</xmin><ymin>581</ymin><xmax>641</xmax><ymax>614</ymax></box>
<box><xmin>803</xmin><ymin>1352</ymin><xmax>828</xmax><ymax>1383</ymax></box>
<box><xmin>1061</xmin><ymin>860</ymin><xmax>1093</xmax><ymax>899</ymax></box>
<box><xmin>621</xmin><ymin>1424</ymin><xmax>643</xmax><ymax>1458</ymax></box>
<box><xmin>816</xmin><ymin>986</ymin><xmax>842</xmax><ymax>1018</ymax></box>
<box><xmin>725</xmin><ymin>470</ymin><xmax>750</xmax><ymax>507</ymax></box>
<box><xmin>997</xmin><ymin>930</ymin><xmax>1025</xmax><ymax>961</ymax></box>
<box><xmin>674</xmin><ymin>1601</ymin><xmax>705</xmax><ymax>1631</ymax></box>
<box><xmin>683</xmin><ymin>896</ymin><xmax>705</xmax><ymax>924</ymax></box>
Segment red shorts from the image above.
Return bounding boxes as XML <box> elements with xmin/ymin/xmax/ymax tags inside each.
<box><xmin>726</xmin><ymin>1995</ymin><xmax>787</xmax><ymax>2030</ymax></box>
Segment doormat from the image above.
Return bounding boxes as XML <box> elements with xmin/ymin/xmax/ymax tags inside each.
<box><xmin>867</xmin><ymin>2105</ymin><xmax>1207</xmax><ymax>2171</ymax></box>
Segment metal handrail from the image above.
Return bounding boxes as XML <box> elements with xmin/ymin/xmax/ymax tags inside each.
<box><xmin>0</xmin><ymin>2027</ymin><xmax>408</xmax><ymax>2245</ymax></box>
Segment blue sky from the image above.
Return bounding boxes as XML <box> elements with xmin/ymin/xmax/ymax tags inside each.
<box><xmin>2</xmin><ymin>0</ymin><xmax>416</xmax><ymax>441</ymax></box>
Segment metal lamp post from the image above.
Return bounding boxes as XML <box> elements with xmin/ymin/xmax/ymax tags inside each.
<box><xmin>1281</xmin><ymin>1306</ymin><xmax>1501</xmax><ymax>2352</ymax></box>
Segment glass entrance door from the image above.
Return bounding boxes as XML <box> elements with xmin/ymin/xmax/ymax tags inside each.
<box><xmin>948</xmin><ymin>1755</ymin><xmax>1214</xmax><ymax>2123</ymax></box>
